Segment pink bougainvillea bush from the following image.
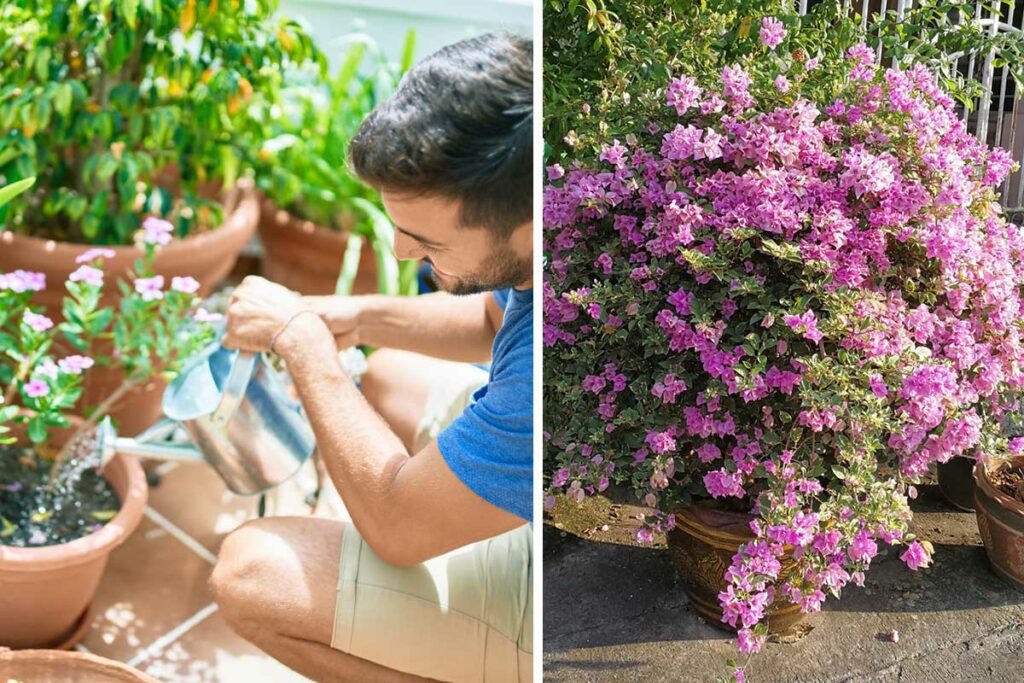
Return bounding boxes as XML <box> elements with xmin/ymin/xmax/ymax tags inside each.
<box><xmin>543</xmin><ymin>32</ymin><xmax>1022</xmax><ymax>662</ymax></box>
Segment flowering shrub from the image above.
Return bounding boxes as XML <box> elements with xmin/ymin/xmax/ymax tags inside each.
<box><xmin>544</xmin><ymin>23</ymin><xmax>1022</xmax><ymax>668</ymax></box>
<box><xmin>0</xmin><ymin>216</ymin><xmax>217</xmax><ymax>485</ymax></box>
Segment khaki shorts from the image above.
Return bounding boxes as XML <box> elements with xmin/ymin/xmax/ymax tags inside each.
<box><xmin>330</xmin><ymin>361</ymin><xmax>533</xmax><ymax>682</ymax></box>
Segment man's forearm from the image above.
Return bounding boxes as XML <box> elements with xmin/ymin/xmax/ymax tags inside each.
<box><xmin>276</xmin><ymin>314</ymin><xmax>415</xmax><ymax>560</ymax></box>
<box><xmin>353</xmin><ymin>292</ymin><xmax>496</xmax><ymax>362</ymax></box>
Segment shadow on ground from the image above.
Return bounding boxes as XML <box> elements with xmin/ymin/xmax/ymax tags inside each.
<box><xmin>543</xmin><ymin>485</ymin><xmax>1024</xmax><ymax>683</ymax></box>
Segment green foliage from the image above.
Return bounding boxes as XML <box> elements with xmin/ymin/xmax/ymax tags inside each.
<box><xmin>0</xmin><ymin>0</ymin><xmax>323</xmax><ymax>245</ymax></box>
<box><xmin>248</xmin><ymin>30</ymin><xmax>418</xmax><ymax>296</ymax></box>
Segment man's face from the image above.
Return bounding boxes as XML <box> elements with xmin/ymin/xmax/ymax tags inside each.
<box><xmin>379</xmin><ymin>191</ymin><xmax>532</xmax><ymax>295</ymax></box>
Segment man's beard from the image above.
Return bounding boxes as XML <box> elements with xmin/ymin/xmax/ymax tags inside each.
<box><xmin>428</xmin><ymin>244</ymin><xmax>532</xmax><ymax>296</ymax></box>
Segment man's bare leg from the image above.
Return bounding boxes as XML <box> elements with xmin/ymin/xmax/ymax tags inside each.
<box><xmin>210</xmin><ymin>516</ymin><xmax>436</xmax><ymax>683</ymax></box>
<box><xmin>360</xmin><ymin>348</ymin><xmax>465</xmax><ymax>452</ymax></box>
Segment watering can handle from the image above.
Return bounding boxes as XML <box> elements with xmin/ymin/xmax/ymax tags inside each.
<box><xmin>212</xmin><ymin>350</ymin><xmax>258</xmax><ymax>427</ymax></box>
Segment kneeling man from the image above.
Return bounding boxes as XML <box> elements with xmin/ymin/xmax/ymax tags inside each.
<box><xmin>211</xmin><ymin>33</ymin><xmax>534</xmax><ymax>683</ymax></box>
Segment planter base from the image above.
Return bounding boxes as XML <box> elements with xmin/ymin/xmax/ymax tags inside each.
<box><xmin>974</xmin><ymin>457</ymin><xmax>1024</xmax><ymax>590</ymax></box>
<box><xmin>50</xmin><ymin>604</ymin><xmax>94</xmax><ymax>651</ymax></box>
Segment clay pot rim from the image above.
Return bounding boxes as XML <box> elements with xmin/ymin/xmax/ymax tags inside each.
<box><xmin>258</xmin><ymin>194</ymin><xmax>354</xmax><ymax>242</ymax></box>
<box><xmin>0</xmin><ymin>417</ymin><xmax>148</xmax><ymax>570</ymax></box>
<box><xmin>0</xmin><ymin>648</ymin><xmax>161</xmax><ymax>682</ymax></box>
<box><xmin>974</xmin><ymin>456</ymin><xmax>1024</xmax><ymax>517</ymax></box>
<box><xmin>0</xmin><ymin>179</ymin><xmax>258</xmax><ymax>257</ymax></box>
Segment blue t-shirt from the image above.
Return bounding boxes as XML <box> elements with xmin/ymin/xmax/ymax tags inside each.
<box><xmin>438</xmin><ymin>288</ymin><xmax>533</xmax><ymax>521</ymax></box>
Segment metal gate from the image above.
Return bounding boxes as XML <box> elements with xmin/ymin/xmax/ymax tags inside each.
<box><xmin>797</xmin><ymin>0</ymin><xmax>1024</xmax><ymax>220</ymax></box>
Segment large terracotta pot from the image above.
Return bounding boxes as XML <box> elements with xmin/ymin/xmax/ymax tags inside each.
<box><xmin>0</xmin><ymin>179</ymin><xmax>259</xmax><ymax>435</ymax></box>
<box><xmin>667</xmin><ymin>503</ymin><xmax>805</xmax><ymax>635</ymax></box>
<box><xmin>937</xmin><ymin>455</ymin><xmax>978</xmax><ymax>512</ymax></box>
<box><xmin>257</xmin><ymin>196</ymin><xmax>377</xmax><ymax>295</ymax></box>
<box><xmin>974</xmin><ymin>456</ymin><xmax>1024</xmax><ymax>589</ymax></box>
<box><xmin>0</xmin><ymin>419</ymin><xmax>148</xmax><ymax>649</ymax></box>
<box><xmin>0</xmin><ymin>649</ymin><xmax>159</xmax><ymax>682</ymax></box>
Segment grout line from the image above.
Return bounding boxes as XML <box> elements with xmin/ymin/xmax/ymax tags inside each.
<box><xmin>125</xmin><ymin>602</ymin><xmax>219</xmax><ymax>669</ymax></box>
<box><xmin>144</xmin><ymin>506</ymin><xmax>218</xmax><ymax>565</ymax></box>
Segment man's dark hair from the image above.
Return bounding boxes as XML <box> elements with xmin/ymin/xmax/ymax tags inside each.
<box><xmin>349</xmin><ymin>32</ymin><xmax>533</xmax><ymax>238</ymax></box>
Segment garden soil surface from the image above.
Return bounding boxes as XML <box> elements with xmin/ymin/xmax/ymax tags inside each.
<box><xmin>0</xmin><ymin>436</ymin><xmax>118</xmax><ymax>548</ymax></box>
<box><xmin>544</xmin><ymin>480</ymin><xmax>1024</xmax><ymax>682</ymax></box>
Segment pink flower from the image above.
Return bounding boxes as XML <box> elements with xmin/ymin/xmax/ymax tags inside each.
<box><xmin>869</xmin><ymin>374</ymin><xmax>888</xmax><ymax>398</ymax></box>
<box><xmin>69</xmin><ymin>265</ymin><xmax>104</xmax><ymax>287</ymax></box>
<box><xmin>759</xmin><ymin>16</ymin><xmax>786</xmax><ymax>49</ymax></box>
<box><xmin>134</xmin><ymin>275</ymin><xmax>165</xmax><ymax>301</ymax></box>
<box><xmin>171</xmin><ymin>276</ymin><xmax>200</xmax><ymax>294</ymax></box>
<box><xmin>141</xmin><ymin>216</ymin><xmax>174</xmax><ymax>246</ymax></box>
<box><xmin>23</xmin><ymin>379</ymin><xmax>49</xmax><ymax>398</ymax></box>
<box><xmin>774</xmin><ymin>75</ymin><xmax>790</xmax><ymax>92</ymax></box>
<box><xmin>194</xmin><ymin>307</ymin><xmax>223</xmax><ymax>323</ymax></box>
<box><xmin>0</xmin><ymin>270</ymin><xmax>45</xmax><ymax>293</ymax></box>
<box><xmin>704</xmin><ymin>469</ymin><xmax>745</xmax><ymax>498</ymax></box>
<box><xmin>23</xmin><ymin>311</ymin><xmax>53</xmax><ymax>333</ymax></box>
<box><xmin>666</xmin><ymin>75</ymin><xmax>702</xmax><ymax>115</ymax></box>
<box><xmin>900</xmin><ymin>541</ymin><xmax>932</xmax><ymax>570</ymax></box>
<box><xmin>35</xmin><ymin>359</ymin><xmax>59</xmax><ymax>380</ymax></box>
<box><xmin>784</xmin><ymin>310</ymin><xmax>823</xmax><ymax>343</ymax></box>
<box><xmin>599</xmin><ymin>140</ymin><xmax>628</xmax><ymax>167</ymax></box>
<box><xmin>58</xmin><ymin>355</ymin><xmax>95</xmax><ymax>375</ymax></box>
<box><xmin>547</xmin><ymin>164</ymin><xmax>565</xmax><ymax>180</ymax></box>
<box><xmin>75</xmin><ymin>247</ymin><xmax>116</xmax><ymax>264</ymax></box>
<box><xmin>848</xmin><ymin>529</ymin><xmax>878</xmax><ymax>563</ymax></box>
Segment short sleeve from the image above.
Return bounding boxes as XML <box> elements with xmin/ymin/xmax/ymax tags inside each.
<box><xmin>437</xmin><ymin>334</ymin><xmax>533</xmax><ymax>521</ymax></box>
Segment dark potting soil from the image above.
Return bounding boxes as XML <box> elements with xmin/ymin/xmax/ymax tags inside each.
<box><xmin>0</xmin><ymin>432</ymin><xmax>120</xmax><ymax>548</ymax></box>
<box><xmin>990</xmin><ymin>459</ymin><xmax>1024</xmax><ymax>504</ymax></box>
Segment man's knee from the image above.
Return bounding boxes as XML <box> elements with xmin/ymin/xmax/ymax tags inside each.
<box><xmin>210</xmin><ymin>520</ymin><xmax>282</xmax><ymax>631</ymax></box>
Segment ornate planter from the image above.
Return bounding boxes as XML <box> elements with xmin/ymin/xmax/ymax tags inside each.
<box><xmin>667</xmin><ymin>503</ymin><xmax>805</xmax><ymax>635</ymax></box>
<box><xmin>974</xmin><ymin>456</ymin><xmax>1024</xmax><ymax>589</ymax></box>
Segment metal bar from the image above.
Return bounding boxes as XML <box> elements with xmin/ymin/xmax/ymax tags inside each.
<box><xmin>861</xmin><ymin>0</ymin><xmax>870</xmax><ymax>31</ymax></box>
<box><xmin>1015</xmin><ymin>94</ymin><xmax>1024</xmax><ymax>210</ymax></box>
<box><xmin>976</xmin><ymin>3</ymin><xmax>1000</xmax><ymax>145</ymax></box>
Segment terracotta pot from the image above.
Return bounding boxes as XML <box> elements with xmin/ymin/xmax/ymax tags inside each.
<box><xmin>937</xmin><ymin>455</ymin><xmax>977</xmax><ymax>512</ymax></box>
<box><xmin>974</xmin><ymin>457</ymin><xmax>1024</xmax><ymax>589</ymax></box>
<box><xmin>0</xmin><ymin>418</ymin><xmax>148</xmax><ymax>649</ymax></box>
<box><xmin>257</xmin><ymin>196</ymin><xmax>377</xmax><ymax>295</ymax></box>
<box><xmin>0</xmin><ymin>649</ymin><xmax>159</xmax><ymax>682</ymax></box>
<box><xmin>0</xmin><ymin>180</ymin><xmax>259</xmax><ymax>435</ymax></box>
<box><xmin>667</xmin><ymin>503</ymin><xmax>805</xmax><ymax>635</ymax></box>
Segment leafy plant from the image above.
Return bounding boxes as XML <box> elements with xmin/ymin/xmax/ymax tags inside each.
<box><xmin>250</xmin><ymin>30</ymin><xmax>418</xmax><ymax>296</ymax></box>
<box><xmin>1</xmin><ymin>216</ymin><xmax>217</xmax><ymax>484</ymax></box>
<box><xmin>0</xmin><ymin>0</ymin><xmax>323</xmax><ymax>245</ymax></box>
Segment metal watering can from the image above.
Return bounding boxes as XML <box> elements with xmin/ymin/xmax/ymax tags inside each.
<box><xmin>98</xmin><ymin>343</ymin><xmax>317</xmax><ymax>496</ymax></box>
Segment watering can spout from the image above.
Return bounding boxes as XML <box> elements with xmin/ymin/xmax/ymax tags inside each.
<box><xmin>98</xmin><ymin>417</ymin><xmax>203</xmax><ymax>467</ymax></box>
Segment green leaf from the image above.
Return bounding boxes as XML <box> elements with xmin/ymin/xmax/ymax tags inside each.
<box><xmin>399</xmin><ymin>29</ymin><xmax>417</xmax><ymax>73</ymax></box>
<box><xmin>0</xmin><ymin>176</ymin><xmax>35</xmax><ymax>208</ymax></box>
<box><xmin>91</xmin><ymin>509</ymin><xmax>118</xmax><ymax>521</ymax></box>
<box><xmin>335</xmin><ymin>232</ymin><xmax>364</xmax><ymax>296</ymax></box>
<box><xmin>351</xmin><ymin>197</ymin><xmax>400</xmax><ymax>295</ymax></box>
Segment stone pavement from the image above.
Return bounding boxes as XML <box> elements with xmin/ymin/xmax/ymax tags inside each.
<box><xmin>543</xmin><ymin>484</ymin><xmax>1024</xmax><ymax>683</ymax></box>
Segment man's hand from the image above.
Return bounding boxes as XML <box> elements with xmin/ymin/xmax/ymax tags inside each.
<box><xmin>302</xmin><ymin>295</ymin><xmax>362</xmax><ymax>349</ymax></box>
<box><xmin>223</xmin><ymin>276</ymin><xmax>307</xmax><ymax>353</ymax></box>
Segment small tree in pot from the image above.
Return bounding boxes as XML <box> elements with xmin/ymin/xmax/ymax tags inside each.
<box><xmin>544</xmin><ymin>16</ymin><xmax>1023</xmax><ymax>679</ymax></box>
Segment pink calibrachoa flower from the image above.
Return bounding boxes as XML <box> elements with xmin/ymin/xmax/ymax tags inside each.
<box><xmin>23</xmin><ymin>379</ymin><xmax>49</xmax><ymax>398</ymax></box>
<box><xmin>23</xmin><ymin>311</ymin><xmax>53</xmax><ymax>333</ymax></box>
<box><xmin>141</xmin><ymin>216</ymin><xmax>173</xmax><ymax>246</ymax></box>
<box><xmin>134</xmin><ymin>275</ymin><xmax>165</xmax><ymax>301</ymax></box>
<box><xmin>75</xmin><ymin>247</ymin><xmax>116</xmax><ymax>264</ymax></box>
<box><xmin>171</xmin><ymin>276</ymin><xmax>200</xmax><ymax>294</ymax></box>
<box><xmin>69</xmin><ymin>265</ymin><xmax>104</xmax><ymax>287</ymax></box>
<box><xmin>759</xmin><ymin>16</ymin><xmax>786</xmax><ymax>49</ymax></box>
<box><xmin>58</xmin><ymin>355</ymin><xmax>95</xmax><ymax>375</ymax></box>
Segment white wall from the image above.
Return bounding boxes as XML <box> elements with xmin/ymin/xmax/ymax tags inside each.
<box><xmin>279</xmin><ymin>0</ymin><xmax>533</xmax><ymax>66</ymax></box>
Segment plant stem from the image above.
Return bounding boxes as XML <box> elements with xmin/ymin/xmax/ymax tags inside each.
<box><xmin>48</xmin><ymin>378</ymin><xmax>138</xmax><ymax>487</ymax></box>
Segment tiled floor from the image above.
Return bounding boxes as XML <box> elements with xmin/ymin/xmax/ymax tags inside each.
<box><xmin>77</xmin><ymin>454</ymin><xmax>348</xmax><ymax>682</ymax></box>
